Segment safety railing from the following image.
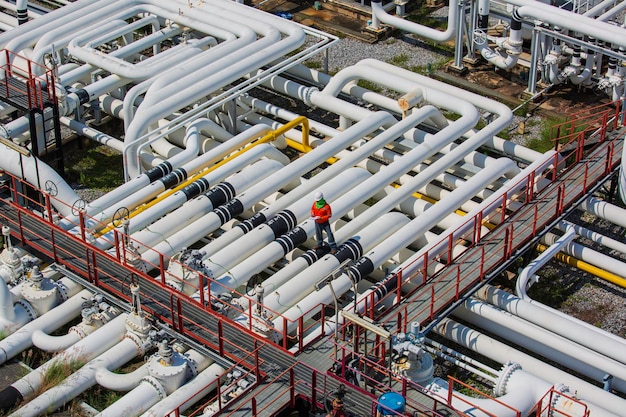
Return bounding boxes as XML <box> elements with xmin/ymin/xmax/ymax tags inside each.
<box><xmin>0</xmin><ymin>49</ymin><xmax>57</xmax><ymax>110</ymax></box>
<box><xmin>532</xmin><ymin>387</ymin><xmax>590</xmax><ymax>417</ymax></box>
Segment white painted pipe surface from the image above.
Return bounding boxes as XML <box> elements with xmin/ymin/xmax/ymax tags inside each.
<box><xmin>435</xmin><ymin>318</ymin><xmax>626</xmax><ymax>416</ymax></box>
<box><xmin>455</xmin><ymin>298</ymin><xmax>626</xmax><ymax>393</ymax></box>
<box><xmin>141</xmin><ymin>363</ymin><xmax>225</xmax><ymax>417</ymax></box>
<box><xmin>0</xmin><ymin>288</ymin><xmax>91</xmax><ymax>365</ymax></box>
<box><xmin>5</xmin><ymin>314</ymin><xmax>128</xmax><ymax>407</ymax></box>
<box><xmin>478</xmin><ymin>284</ymin><xmax>626</xmax><ymax>366</ymax></box>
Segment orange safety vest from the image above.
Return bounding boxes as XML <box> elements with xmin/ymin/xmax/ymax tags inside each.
<box><xmin>311</xmin><ymin>202</ymin><xmax>332</xmax><ymax>223</ymax></box>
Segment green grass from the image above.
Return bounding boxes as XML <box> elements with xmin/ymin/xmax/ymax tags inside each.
<box><xmin>525</xmin><ymin>117</ymin><xmax>565</xmax><ymax>153</ymax></box>
<box><xmin>357</xmin><ymin>79</ymin><xmax>383</xmax><ymax>93</ymax></box>
<box><xmin>64</xmin><ymin>141</ymin><xmax>125</xmax><ymax>191</ymax></box>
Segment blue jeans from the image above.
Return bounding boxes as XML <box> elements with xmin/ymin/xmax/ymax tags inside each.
<box><xmin>315</xmin><ymin>221</ymin><xmax>337</xmax><ymax>250</ymax></box>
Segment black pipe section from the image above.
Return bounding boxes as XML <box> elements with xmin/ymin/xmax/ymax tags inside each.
<box><xmin>73</xmin><ymin>88</ymin><xmax>90</xmax><ymax>105</ymax></box>
<box><xmin>202</xmin><ymin>182</ymin><xmax>236</xmax><ymax>208</ymax></box>
<box><xmin>333</xmin><ymin>239</ymin><xmax>363</xmax><ymax>264</ymax></box>
<box><xmin>145</xmin><ymin>161</ymin><xmax>173</xmax><ymax>183</ymax></box>
<box><xmin>213</xmin><ymin>198</ymin><xmax>244</xmax><ymax>224</ymax></box>
<box><xmin>266</xmin><ymin>210</ymin><xmax>298</xmax><ymax>238</ymax></box>
<box><xmin>160</xmin><ymin>168</ymin><xmax>187</xmax><ymax>189</ymax></box>
<box><xmin>0</xmin><ymin>385</ymin><xmax>23</xmax><ymax>412</ymax></box>
<box><xmin>275</xmin><ymin>226</ymin><xmax>309</xmax><ymax>253</ymax></box>
<box><xmin>510</xmin><ymin>10</ymin><xmax>522</xmax><ymax>31</ymax></box>
<box><xmin>236</xmin><ymin>212</ymin><xmax>267</xmax><ymax>234</ymax></box>
<box><xmin>17</xmin><ymin>9</ymin><xmax>28</xmax><ymax>25</ymax></box>
<box><xmin>180</xmin><ymin>178</ymin><xmax>210</xmax><ymax>200</ymax></box>
<box><xmin>478</xmin><ymin>14</ymin><xmax>489</xmax><ymax>30</ymax></box>
<box><xmin>347</xmin><ymin>257</ymin><xmax>375</xmax><ymax>283</ymax></box>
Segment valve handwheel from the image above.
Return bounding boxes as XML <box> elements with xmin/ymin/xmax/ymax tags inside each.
<box><xmin>112</xmin><ymin>207</ymin><xmax>130</xmax><ymax>228</ymax></box>
<box><xmin>71</xmin><ymin>199</ymin><xmax>86</xmax><ymax>216</ymax></box>
<box><xmin>44</xmin><ymin>180</ymin><xmax>58</xmax><ymax>196</ymax></box>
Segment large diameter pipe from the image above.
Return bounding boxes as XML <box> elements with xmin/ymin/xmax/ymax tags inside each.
<box><xmin>435</xmin><ymin>318</ymin><xmax>626</xmax><ymax>416</ymax></box>
<box><xmin>478</xmin><ymin>284</ymin><xmax>626</xmax><ymax>366</ymax></box>
<box><xmin>0</xmin><ymin>288</ymin><xmax>92</xmax><ymax>365</ymax></box>
<box><xmin>0</xmin><ymin>314</ymin><xmax>129</xmax><ymax>413</ymax></box>
<box><xmin>455</xmin><ymin>298</ymin><xmax>626</xmax><ymax>393</ymax></box>
<box><xmin>275</xmin><ymin>157</ymin><xmax>516</xmax><ymax>335</ymax></box>
<box><xmin>142</xmin><ymin>113</ymin><xmax>394</xmax><ymax>265</ymax></box>
<box><xmin>10</xmin><ymin>335</ymin><xmax>145</xmax><ymax>417</ymax></box>
<box><xmin>141</xmin><ymin>363</ymin><xmax>225</xmax><ymax>417</ymax></box>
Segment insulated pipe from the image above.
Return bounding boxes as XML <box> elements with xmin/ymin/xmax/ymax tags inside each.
<box><xmin>58</xmin><ymin>123</ymin><xmax>270</xmax><ymax>230</ymax></box>
<box><xmin>60</xmin><ymin>117</ymin><xmax>125</xmax><ymax>153</ymax></box>
<box><xmin>478</xmin><ymin>284</ymin><xmax>626</xmax><ymax>367</ymax></box>
<box><xmin>248</xmin><ymin>212</ymin><xmax>411</xmax><ymax>316</ymax></box>
<box><xmin>370</xmin><ymin>0</ymin><xmax>457</xmax><ymax>42</ymax></box>
<box><xmin>0</xmin><ymin>288</ymin><xmax>92</xmax><ymax>365</ymax></box>
<box><xmin>201</xmin><ymin>107</ymin><xmax>435</xmax><ymax>257</ymax></box>
<box><xmin>123</xmin><ymin>158</ymin><xmax>287</xmax><ymax>253</ymax></box>
<box><xmin>436</xmin><ymin>318</ymin><xmax>626</xmax><ymax>416</ymax></box>
<box><xmin>141</xmin><ymin>113</ymin><xmax>394</xmax><ymax>266</ymax></box>
<box><xmin>16</xmin><ymin>0</ymin><xmax>27</xmax><ymax>25</ymax></box>
<box><xmin>141</xmin><ymin>363</ymin><xmax>225</xmax><ymax>417</ymax></box>
<box><xmin>455</xmin><ymin>298</ymin><xmax>626</xmax><ymax>394</ymax></box>
<box><xmin>200</xmin><ymin>167</ymin><xmax>370</xmax><ymax>291</ymax></box>
<box><xmin>9</xmin><ymin>333</ymin><xmax>149</xmax><ymax>417</ymax></box>
<box><xmin>274</xmin><ymin>157</ymin><xmax>517</xmax><ymax>334</ymax></box>
<box><xmin>0</xmin><ymin>314</ymin><xmax>129</xmax><ymax>413</ymax></box>
<box><xmin>516</xmin><ymin>226</ymin><xmax>577</xmax><ymax>298</ymax></box>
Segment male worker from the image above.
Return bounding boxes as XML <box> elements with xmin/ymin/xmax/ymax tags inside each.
<box><xmin>311</xmin><ymin>191</ymin><xmax>338</xmax><ymax>254</ymax></box>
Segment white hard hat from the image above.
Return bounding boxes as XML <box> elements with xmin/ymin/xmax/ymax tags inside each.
<box><xmin>315</xmin><ymin>192</ymin><xmax>324</xmax><ymax>201</ymax></box>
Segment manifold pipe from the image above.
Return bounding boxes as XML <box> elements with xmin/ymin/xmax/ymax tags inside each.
<box><xmin>96</xmin><ymin>349</ymin><xmax>212</xmax><ymax>417</ymax></box>
<box><xmin>0</xmin><ymin>314</ymin><xmax>128</xmax><ymax>413</ymax></box>
<box><xmin>141</xmin><ymin>112</ymin><xmax>394</xmax><ymax>266</ymax></box>
<box><xmin>60</xmin><ymin>117</ymin><xmax>125</xmax><ymax>153</ymax></box>
<box><xmin>273</xmin><ymin>157</ymin><xmax>517</xmax><ymax>335</ymax></box>
<box><xmin>113</xmin><ymin>144</ymin><xmax>288</xmax><ymax>246</ymax></box>
<box><xmin>516</xmin><ymin>226</ymin><xmax>577</xmax><ymax>298</ymax></box>
<box><xmin>323</xmin><ymin>59</ymin><xmax>515</xmax><ymax>242</ymax></box>
<box><xmin>95</xmin><ymin>363</ymin><xmax>149</xmax><ymax>392</ymax></box>
<box><xmin>352</xmin><ymin>150</ymin><xmax>556</xmax><ymax>316</ymax></box>
<box><xmin>0</xmin><ymin>287</ymin><xmax>90</xmax><ymax>365</ymax></box>
<box><xmin>16</xmin><ymin>0</ymin><xmax>27</xmax><ymax>25</ymax></box>
<box><xmin>478</xmin><ymin>284</ymin><xmax>626</xmax><ymax>367</ymax></box>
<box><xmin>454</xmin><ymin>297</ymin><xmax>626</xmax><ymax>394</ymax></box>
<box><xmin>58</xmin><ymin>123</ymin><xmax>270</xmax><ymax>231</ymax></box>
<box><xmin>123</xmin><ymin>1</ymin><xmax>306</xmax><ymax>178</ymax></box>
<box><xmin>200</xmin><ymin>167</ymin><xmax>371</xmax><ymax>294</ymax></box>
<box><xmin>10</xmin><ymin>333</ymin><xmax>149</xmax><ymax>417</ymax></box>
<box><xmin>240</xmin><ymin>212</ymin><xmax>411</xmax><ymax>318</ymax></box>
<box><xmin>370</xmin><ymin>0</ymin><xmax>457</xmax><ymax>41</ymax></box>
<box><xmin>200</xmin><ymin>107</ymin><xmax>428</xmax><ymax>257</ymax></box>
<box><xmin>141</xmin><ymin>363</ymin><xmax>225</xmax><ymax>417</ymax></box>
<box><xmin>435</xmin><ymin>318</ymin><xmax>626</xmax><ymax>417</ymax></box>
<box><xmin>199</xmin><ymin>102</ymin><xmax>463</xmax><ymax>280</ymax></box>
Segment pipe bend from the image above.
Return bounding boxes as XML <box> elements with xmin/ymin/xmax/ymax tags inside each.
<box><xmin>31</xmin><ymin>329</ymin><xmax>80</xmax><ymax>352</ymax></box>
<box><xmin>95</xmin><ymin>362</ymin><xmax>150</xmax><ymax>391</ymax></box>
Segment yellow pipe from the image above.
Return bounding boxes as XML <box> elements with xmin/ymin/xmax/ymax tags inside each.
<box><xmin>536</xmin><ymin>243</ymin><xmax>626</xmax><ymax>288</ymax></box>
<box><xmin>96</xmin><ymin>117</ymin><xmax>311</xmax><ymax>236</ymax></box>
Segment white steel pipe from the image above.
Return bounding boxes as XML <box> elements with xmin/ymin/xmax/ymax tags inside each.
<box><xmin>435</xmin><ymin>318</ymin><xmax>626</xmax><ymax>416</ymax></box>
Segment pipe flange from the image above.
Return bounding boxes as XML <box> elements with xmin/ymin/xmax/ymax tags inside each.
<box><xmin>550</xmin><ymin>383</ymin><xmax>571</xmax><ymax>410</ymax></box>
<box><xmin>494</xmin><ymin>361</ymin><xmax>522</xmax><ymax>397</ymax></box>
<box><xmin>140</xmin><ymin>375</ymin><xmax>168</xmax><ymax>400</ymax></box>
<box><xmin>15</xmin><ymin>299</ymin><xmax>37</xmax><ymax>321</ymax></box>
<box><xmin>52</xmin><ymin>280</ymin><xmax>70</xmax><ymax>303</ymax></box>
<box><xmin>302</xmin><ymin>87</ymin><xmax>319</xmax><ymax>108</ymax></box>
